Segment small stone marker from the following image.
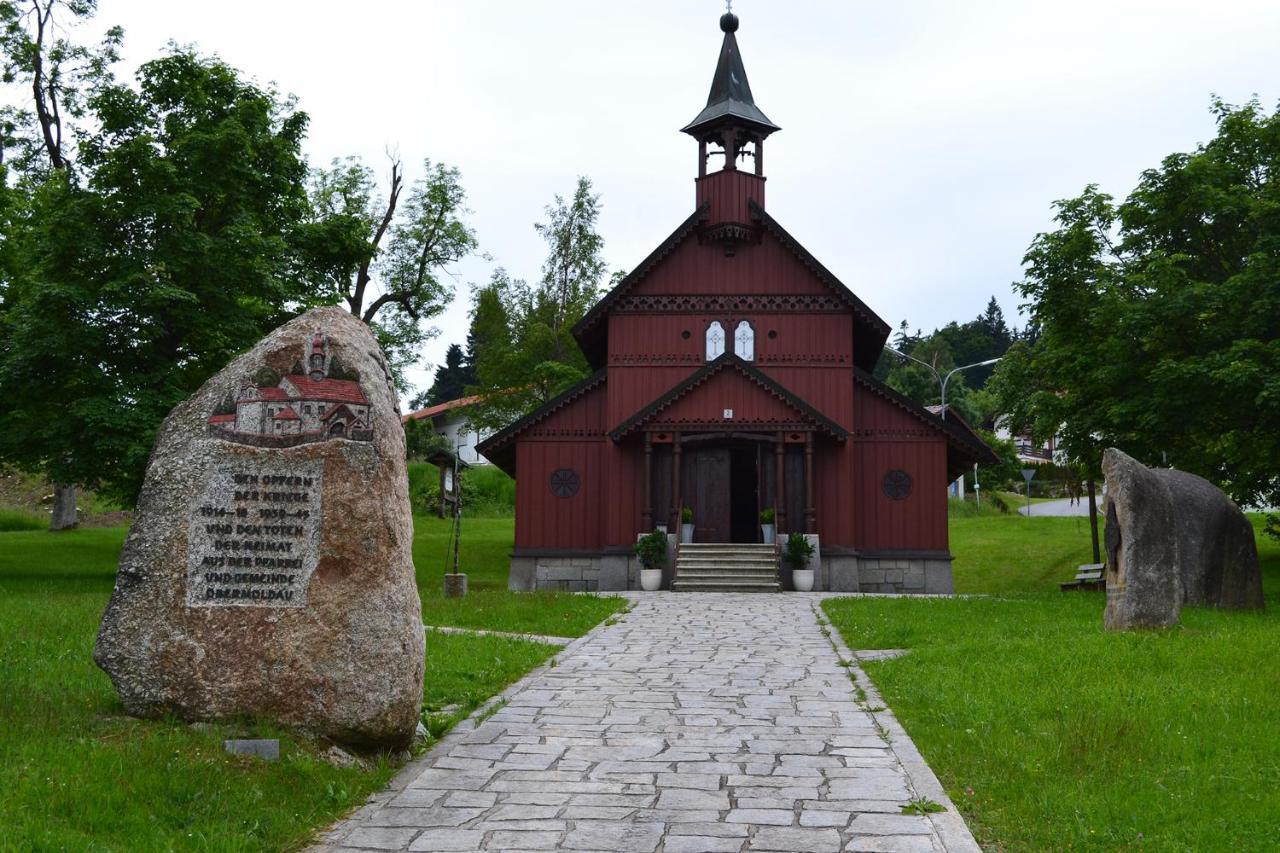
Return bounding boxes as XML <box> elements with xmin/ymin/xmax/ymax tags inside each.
<box><xmin>444</xmin><ymin>572</ymin><xmax>468</xmax><ymax>598</ymax></box>
<box><xmin>224</xmin><ymin>739</ymin><xmax>280</xmax><ymax>761</ymax></box>
<box><xmin>94</xmin><ymin>307</ymin><xmax>424</xmax><ymax>750</ymax></box>
<box><xmin>1102</xmin><ymin>447</ymin><xmax>1263</xmax><ymax>630</ymax></box>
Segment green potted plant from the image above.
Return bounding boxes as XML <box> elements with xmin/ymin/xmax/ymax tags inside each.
<box><xmin>634</xmin><ymin>529</ymin><xmax>668</xmax><ymax>591</ymax></box>
<box><xmin>759</xmin><ymin>507</ymin><xmax>776</xmax><ymax>544</ymax></box>
<box><xmin>680</xmin><ymin>506</ymin><xmax>694</xmax><ymax>543</ymax></box>
<box><xmin>783</xmin><ymin>531</ymin><xmax>816</xmax><ymax>591</ymax></box>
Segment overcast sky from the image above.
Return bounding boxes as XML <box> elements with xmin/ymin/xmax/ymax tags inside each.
<box><xmin>80</xmin><ymin>0</ymin><xmax>1280</xmax><ymax>400</ymax></box>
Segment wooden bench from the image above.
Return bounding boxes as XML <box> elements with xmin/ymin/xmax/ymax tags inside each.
<box><xmin>1060</xmin><ymin>563</ymin><xmax>1105</xmax><ymax>591</ymax></box>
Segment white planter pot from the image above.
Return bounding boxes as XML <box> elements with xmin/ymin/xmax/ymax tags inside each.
<box><xmin>792</xmin><ymin>568</ymin><xmax>815</xmax><ymax>592</ymax></box>
<box><xmin>761</xmin><ymin>523</ymin><xmax>775</xmax><ymax>544</ymax></box>
<box><xmin>640</xmin><ymin>568</ymin><xmax>663</xmax><ymax>591</ymax></box>
<box><xmin>681</xmin><ymin>523</ymin><xmax>694</xmax><ymax>543</ymax></box>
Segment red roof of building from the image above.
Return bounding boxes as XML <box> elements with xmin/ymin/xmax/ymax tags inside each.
<box><xmin>208</xmin><ymin>413</ymin><xmax>236</xmax><ymax>424</ymax></box>
<box><xmin>272</xmin><ymin>407</ymin><xmax>300</xmax><ymax>420</ymax></box>
<box><xmin>404</xmin><ymin>394</ymin><xmax>482</xmax><ymax>422</ymax></box>
<box><xmin>284</xmin><ymin>375</ymin><xmax>368</xmax><ymax>405</ymax></box>
<box><xmin>255</xmin><ymin>386</ymin><xmax>290</xmax><ymax>401</ymax></box>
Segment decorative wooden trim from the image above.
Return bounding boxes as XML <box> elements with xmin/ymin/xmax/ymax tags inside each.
<box><xmin>652</xmin><ymin>419</ymin><xmax>818</xmax><ymax>433</ymax></box>
<box><xmin>608</xmin><ymin>353</ymin><xmax>848</xmax><ymax>441</ymax></box>
<box><xmin>677</xmin><ymin>430</ymin><xmax>793</xmax><ymax>444</ymax></box>
<box><xmin>611</xmin><ymin>293</ymin><xmax>847</xmax><ymax>315</ymax></box>
<box><xmin>698</xmin><ymin>221</ymin><xmax>759</xmax><ymax>247</ymax></box>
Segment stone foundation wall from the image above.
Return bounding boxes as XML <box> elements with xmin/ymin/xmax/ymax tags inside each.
<box><xmin>511</xmin><ymin>545</ymin><xmax>954</xmax><ymax>594</ymax></box>
<box><xmin>508</xmin><ymin>556</ymin><xmax>599</xmax><ymax>592</ymax></box>
<box><xmin>508</xmin><ymin>552</ymin><xmax>636</xmax><ymax>592</ymax></box>
<box><xmin>819</xmin><ymin>552</ymin><xmax>955</xmax><ymax>594</ymax></box>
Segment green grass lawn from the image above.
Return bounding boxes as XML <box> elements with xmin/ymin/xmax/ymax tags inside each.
<box><xmin>414</xmin><ymin>514</ymin><xmax>626</xmax><ymax>636</ymax></box>
<box><xmin>0</xmin><ymin>514</ymin><xmax>596</xmax><ymax>850</ymax></box>
<box><xmin>825</xmin><ymin>514</ymin><xmax>1280</xmax><ymax>852</ymax></box>
<box><xmin>949</xmin><ymin>513</ymin><xmax>1102</xmax><ymax>595</ymax></box>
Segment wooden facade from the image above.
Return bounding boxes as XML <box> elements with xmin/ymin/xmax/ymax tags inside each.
<box><xmin>478</xmin><ymin>12</ymin><xmax>995</xmax><ymax>590</ymax></box>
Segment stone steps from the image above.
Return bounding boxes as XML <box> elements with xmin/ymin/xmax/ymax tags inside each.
<box><xmin>673</xmin><ymin>543</ymin><xmax>780</xmax><ymax>593</ymax></box>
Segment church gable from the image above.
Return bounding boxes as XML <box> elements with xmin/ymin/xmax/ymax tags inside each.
<box><xmin>573</xmin><ymin>202</ymin><xmax>890</xmax><ymax>370</ymax></box>
<box><xmin>477</xmin><ymin>372</ymin><xmax>608</xmax><ymax>475</ymax></box>
<box><xmin>610</xmin><ymin>355</ymin><xmax>847</xmax><ymax>440</ymax></box>
<box><xmin>624</xmin><ymin>224</ymin><xmax>837</xmax><ymax>300</ymax></box>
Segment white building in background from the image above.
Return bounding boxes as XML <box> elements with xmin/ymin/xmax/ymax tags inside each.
<box><xmin>993</xmin><ymin>416</ymin><xmax>1059</xmax><ymax>464</ymax></box>
<box><xmin>403</xmin><ymin>395</ymin><xmax>491</xmax><ymax>465</ymax></box>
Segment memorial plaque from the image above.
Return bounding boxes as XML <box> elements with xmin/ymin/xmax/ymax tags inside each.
<box><xmin>186</xmin><ymin>460</ymin><xmax>323</xmax><ymax>607</ymax></box>
<box><xmin>95</xmin><ymin>306</ymin><xmax>424</xmax><ymax>750</ymax></box>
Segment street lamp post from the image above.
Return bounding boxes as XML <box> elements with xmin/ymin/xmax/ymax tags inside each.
<box><xmin>881</xmin><ymin>347</ymin><xmax>1002</xmax><ymax>420</ymax></box>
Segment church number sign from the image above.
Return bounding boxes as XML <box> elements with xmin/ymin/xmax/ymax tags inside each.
<box><xmin>883</xmin><ymin>469</ymin><xmax>912</xmax><ymax>501</ymax></box>
<box><xmin>549</xmin><ymin>468</ymin><xmax>580</xmax><ymax>498</ymax></box>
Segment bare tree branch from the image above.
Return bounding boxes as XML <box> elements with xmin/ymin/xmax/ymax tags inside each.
<box><xmin>29</xmin><ymin>0</ymin><xmax>67</xmax><ymax>170</ymax></box>
<box><xmin>348</xmin><ymin>159</ymin><xmax>401</xmax><ymax>314</ymax></box>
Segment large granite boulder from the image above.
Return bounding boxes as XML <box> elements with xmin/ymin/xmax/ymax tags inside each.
<box><xmin>1102</xmin><ymin>447</ymin><xmax>1263</xmax><ymax>630</ymax></box>
<box><xmin>94</xmin><ymin>307</ymin><xmax>424</xmax><ymax>749</ymax></box>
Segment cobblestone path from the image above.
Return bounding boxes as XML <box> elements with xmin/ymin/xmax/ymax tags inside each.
<box><xmin>318</xmin><ymin>594</ymin><xmax>978</xmax><ymax>852</ymax></box>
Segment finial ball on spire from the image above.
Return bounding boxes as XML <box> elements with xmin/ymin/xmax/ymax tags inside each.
<box><xmin>720</xmin><ymin>12</ymin><xmax>739</xmax><ymax>33</ymax></box>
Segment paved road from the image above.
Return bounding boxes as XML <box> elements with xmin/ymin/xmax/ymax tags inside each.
<box><xmin>1016</xmin><ymin>497</ymin><xmax>1095</xmax><ymax>517</ymax></box>
<box><xmin>318</xmin><ymin>594</ymin><xmax>978</xmax><ymax>853</ymax></box>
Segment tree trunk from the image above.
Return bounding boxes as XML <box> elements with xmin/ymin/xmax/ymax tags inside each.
<box><xmin>50</xmin><ymin>483</ymin><xmax>78</xmax><ymax>531</ymax></box>
<box><xmin>1086</xmin><ymin>478</ymin><xmax>1100</xmax><ymax>564</ymax></box>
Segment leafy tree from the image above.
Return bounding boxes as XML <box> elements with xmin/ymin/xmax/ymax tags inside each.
<box><xmin>468</xmin><ymin>178</ymin><xmax>609</xmax><ymax>431</ymax></box>
<box><xmin>0</xmin><ymin>0</ymin><xmax>121</xmax><ymax>175</ymax></box>
<box><xmin>0</xmin><ymin>44</ymin><xmax>316</xmax><ymax>506</ymax></box>
<box><xmin>412</xmin><ymin>342</ymin><xmax>473</xmax><ymax>410</ymax></box>
<box><xmin>300</xmin><ymin>156</ymin><xmax>477</xmax><ymax>383</ymax></box>
<box><xmin>403</xmin><ymin>414</ymin><xmax>449</xmax><ymax>461</ymax></box>
<box><xmin>991</xmin><ymin>98</ymin><xmax>1280</xmax><ymax>551</ymax></box>
<box><xmin>0</xmin><ymin>0</ymin><xmax>120</xmax><ymax>527</ymax></box>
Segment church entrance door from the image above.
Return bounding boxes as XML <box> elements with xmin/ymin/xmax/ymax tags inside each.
<box><xmin>682</xmin><ymin>441</ymin><xmax>760</xmax><ymax>543</ymax></box>
<box><xmin>686</xmin><ymin>447</ymin><xmax>730</xmax><ymax>542</ymax></box>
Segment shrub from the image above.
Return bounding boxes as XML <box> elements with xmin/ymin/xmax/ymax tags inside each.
<box><xmin>759</xmin><ymin>507</ymin><xmax>775</xmax><ymax>524</ymax></box>
<box><xmin>782</xmin><ymin>531</ymin><xmax>814</xmax><ymax>568</ymax></box>
<box><xmin>633</xmin><ymin>530</ymin><xmax>668</xmax><ymax>570</ymax></box>
<box><xmin>988</xmin><ymin>491</ymin><xmax>1011</xmax><ymax>514</ymax></box>
<box><xmin>406</xmin><ymin>462</ymin><xmax>515</xmax><ymax>517</ymax></box>
<box><xmin>681</xmin><ymin>506</ymin><xmax>693</xmax><ymax>523</ymax></box>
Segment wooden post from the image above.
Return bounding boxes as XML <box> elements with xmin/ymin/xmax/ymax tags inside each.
<box><xmin>755</xmin><ymin>138</ymin><xmax>764</xmax><ymax>177</ymax></box>
<box><xmin>1087</xmin><ymin>478</ymin><xmax>1101</xmax><ymax>564</ymax></box>
<box><xmin>642</xmin><ymin>432</ymin><xmax>653</xmax><ymax>531</ymax></box>
<box><xmin>775</xmin><ymin>431</ymin><xmax>786</xmax><ymax>533</ymax></box>
<box><xmin>672</xmin><ymin>432</ymin><xmax>682</xmax><ymax>531</ymax></box>
<box><xmin>804</xmin><ymin>432</ymin><xmax>815</xmax><ymax>533</ymax></box>
<box><xmin>698</xmin><ymin>141</ymin><xmax>707</xmax><ymax>178</ymax></box>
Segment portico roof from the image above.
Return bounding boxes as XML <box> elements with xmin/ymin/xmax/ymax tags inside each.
<box><xmin>609</xmin><ymin>354</ymin><xmax>848</xmax><ymax>441</ymax></box>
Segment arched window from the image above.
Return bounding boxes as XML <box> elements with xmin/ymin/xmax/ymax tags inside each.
<box><xmin>705</xmin><ymin>321</ymin><xmax>726</xmax><ymax>361</ymax></box>
<box><xmin>734</xmin><ymin>320</ymin><xmax>754</xmax><ymax>361</ymax></box>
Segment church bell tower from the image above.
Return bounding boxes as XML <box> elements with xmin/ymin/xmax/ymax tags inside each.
<box><xmin>682</xmin><ymin>11</ymin><xmax>779</xmax><ymax>247</ymax></box>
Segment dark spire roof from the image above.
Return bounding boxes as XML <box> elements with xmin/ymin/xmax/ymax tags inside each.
<box><xmin>681</xmin><ymin>12</ymin><xmax>780</xmax><ymax>138</ymax></box>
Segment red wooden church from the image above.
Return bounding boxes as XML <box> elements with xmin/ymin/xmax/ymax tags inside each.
<box><xmin>479</xmin><ymin>12</ymin><xmax>995</xmax><ymax>593</ymax></box>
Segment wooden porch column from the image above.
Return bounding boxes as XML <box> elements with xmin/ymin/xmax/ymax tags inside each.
<box><xmin>775</xmin><ymin>431</ymin><xmax>786</xmax><ymax>533</ymax></box>
<box><xmin>642</xmin><ymin>432</ymin><xmax>653</xmax><ymax>531</ymax></box>
<box><xmin>804</xmin><ymin>431</ymin><xmax>816</xmax><ymax>533</ymax></box>
<box><xmin>671</xmin><ymin>432</ymin><xmax>682</xmax><ymax>531</ymax></box>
